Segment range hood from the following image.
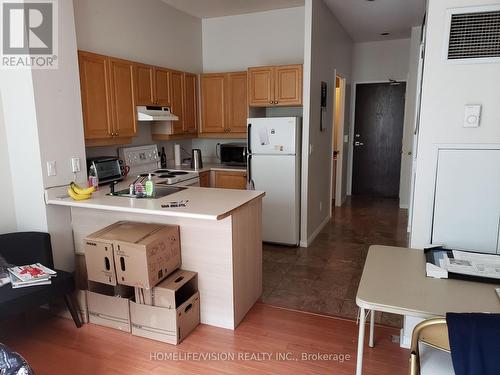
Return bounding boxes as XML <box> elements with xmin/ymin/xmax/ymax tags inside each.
<box><xmin>137</xmin><ymin>106</ymin><xmax>179</xmax><ymax>121</ymax></box>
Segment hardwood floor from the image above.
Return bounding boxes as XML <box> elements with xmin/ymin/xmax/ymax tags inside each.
<box><xmin>262</xmin><ymin>196</ymin><xmax>409</xmax><ymax>327</ymax></box>
<box><xmin>0</xmin><ymin>304</ymin><xmax>408</xmax><ymax>374</ymax></box>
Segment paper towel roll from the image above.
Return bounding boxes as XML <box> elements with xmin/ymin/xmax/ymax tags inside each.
<box><xmin>174</xmin><ymin>144</ymin><xmax>181</xmax><ymax>166</ymax></box>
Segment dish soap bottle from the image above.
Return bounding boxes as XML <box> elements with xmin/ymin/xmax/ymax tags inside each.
<box><xmin>145</xmin><ymin>174</ymin><xmax>154</xmax><ymax>197</ymax></box>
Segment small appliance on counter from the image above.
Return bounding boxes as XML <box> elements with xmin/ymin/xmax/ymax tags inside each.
<box><xmin>220</xmin><ymin>143</ymin><xmax>247</xmax><ymax>166</ymax></box>
<box><xmin>86</xmin><ymin>157</ymin><xmax>126</xmax><ymax>186</ymax></box>
<box><xmin>191</xmin><ymin>149</ymin><xmax>203</xmax><ymax>170</ymax></box>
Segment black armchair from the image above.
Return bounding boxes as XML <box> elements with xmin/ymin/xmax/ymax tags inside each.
<box><xmin>0</xmin><ymin>232</ymin><xmax>82</xmax><ymax>327</ymax></box>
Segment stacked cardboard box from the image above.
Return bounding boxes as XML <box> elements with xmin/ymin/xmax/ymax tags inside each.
<box><xmin>84</xmin><ymin>221</ymin><xmax>199</xmax><ymax>344</ymax></box>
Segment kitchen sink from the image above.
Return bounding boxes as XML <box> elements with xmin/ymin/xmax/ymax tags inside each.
<box><xmin>108</xmin><ymin>185</ymin><xmax>186</xmax><ymax>199</ymax></box>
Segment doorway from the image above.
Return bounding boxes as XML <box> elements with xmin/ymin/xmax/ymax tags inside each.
<box><xmin>332</xmin><ymin>74</ymin><xmax>346</xmax><ymax>207</ymax></box>
<box><xmin>352</xmin><ymin>82</ymin><xmax>406</xmax><ymax>198</ymax></box>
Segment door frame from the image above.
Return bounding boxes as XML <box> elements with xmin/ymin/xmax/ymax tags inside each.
<box><xmin>331</xmin><ymin>73</ymin><xmax>347</xmax><ymax>207</ymax></box>
<box><xmin>347</xmin><ymin>80</ymin><xmax>408</xmax><ymax>196</ymax></box>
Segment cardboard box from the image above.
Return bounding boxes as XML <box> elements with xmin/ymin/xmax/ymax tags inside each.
<box><xmin>130</xmin><ymin>291</ymin><xmax>200</xmax><ymax>345</ymax></box>
<box><xmin>135</xmin><ymin>269</ymin><xmax>198</xmax><ymax>308</ymax></box>
<box><xmin>87</xmin><ymin>282</ymin><xmax>133</xmax><ymax>332</ymax></box>
<box><xmin>84</xmin><ymin>221</ymin><xmax>181</xmax><ymax>289</ymax></box>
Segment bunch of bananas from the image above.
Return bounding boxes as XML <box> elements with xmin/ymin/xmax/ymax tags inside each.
<box><xmin>67</xmin><ymin>182</ymin><xmax>96</xmax><ymax>201</ymax></box>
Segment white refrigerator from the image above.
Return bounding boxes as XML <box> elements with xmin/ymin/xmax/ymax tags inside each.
<box><xmin>247</xmin><ymin>117</ymin><xmax>301</xmax><ymax>246</ymax></box>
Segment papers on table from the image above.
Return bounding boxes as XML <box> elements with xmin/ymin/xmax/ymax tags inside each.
<box><xmin>425</xmin><ymin>247</ymin><xmax>500</xmax><ymax>282</ymax></box>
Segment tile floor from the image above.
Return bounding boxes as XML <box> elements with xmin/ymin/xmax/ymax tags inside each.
<box><xmin>261</xmin><ymin>196</ymin><xmax>409</xmax><ymax>328</ymax></box>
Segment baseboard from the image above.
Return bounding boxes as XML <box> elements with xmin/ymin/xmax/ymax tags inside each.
<box><xmin>299</xmin><ymin>215</ymin><xmax>330</xmax><ymax>248</ymax></box>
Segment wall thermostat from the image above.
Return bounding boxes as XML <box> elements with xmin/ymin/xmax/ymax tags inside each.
<box><xmin>463</xmin><ymin>105</ymin><xmax>481</xmax><ymax>128</ymax></box>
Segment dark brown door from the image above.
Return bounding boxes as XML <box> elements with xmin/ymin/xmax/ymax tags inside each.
<box><xmin>352</xmin><ymin>82</ymin><xmax>406</xmax><ymax>198</ymax></box>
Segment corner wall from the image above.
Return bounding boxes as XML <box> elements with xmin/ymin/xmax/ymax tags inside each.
<box><xmin>301</xmin><ymin>0</ymin><xmax>353</xmax><ymax>246</ymax></box>
<box><xmin>410</xmin><ymin>0</ymin><xmax>500</xmax><ymax>247</ymax></box>
<box><xmin>202</xmin><ymin>7</ymin><xmax>305</xmax><ymax>72</ymax></box>
<box><xmin>74</xmin><ymin>0</ymin><xmax>203</xmax><ymax>73</ymax></box>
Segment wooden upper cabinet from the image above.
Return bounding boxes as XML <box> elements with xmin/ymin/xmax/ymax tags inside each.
<box><xmin>200</xmin><ymin>74</ymin><xmax>226</xmax><ymax>134</ymax></box>
<box><xmin>226</xmin><ymin>72</ymin><xmax>248</xmax><ymax>134</ymax></box>
<box><xmin>274</xmin><ymin>64</ymin><xmax>302</xmax><ymax>106</ymax></box>
<box><xmin>108</xmin><ymin>57</ymin><xmax>137</xmax><ymax>138</ymax></box>
<box><xmin>78</xmin><ymin>51</ymin><xmax>113</xmax><ymax>139</ymax></box>
<box><xmin>248</xmin><ymin>67</ymin><xmax>274</xmax><ymax>106</ymax></box>
<box><xmin>170</xmin><ymin>70</ymin><xmax>185</xmax><ymax>134</ymax></box>
<box><xmin>183</xmin><ymin>73</ymin><xmax>198</xmax><ymax>134</ymax></box>
<box><xmin>135</xmin><ymin>63</ymin><xmax>155</xmax><ymax>106</ymax></box>
<box><xmin>248</xmin><ymin>64</ymin><xmax>303</xmax><ymax>107</ymax></box>
<box><xmin>155</xmin><ymin>68</ymin><xmax>171</xmax><ymax>106</ymax></box>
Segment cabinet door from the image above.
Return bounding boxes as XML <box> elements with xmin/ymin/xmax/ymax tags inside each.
<box><xmin>170</xmin><ymin>70</ymin><xmax>185</xmax><ymax>134</ymax></box>
<box><xmin>183</xmin><ymin>73</ymin><xmax>198</xmax><ymax>134</ymax></box>
<box><xmin>274</xmin><ymin>65</ymin><xmax>302</xmax><ymax>106</ymax></box>
<box><xmin>248</xmin><ymin>67</ymin><xmax>274</xmax><ymax>107</ymax></box>
<box><xmin>199</xmin><ymin>171</ymin><xmax>210</xmax><ymax>187</ymax></box>
<box><xmin>135</xmin><ymin>63</ymin><xmax>155</xmax><ymax>106</ymax></box>
<box><xmin>108</xmin><ymin>58</ymin><xmax>137</xmax><ymax>138</ymax></box>
<box><xmin>155</xmin><ymin>68</ymin><xmax>171</xmax><ymax>106</ymax></box>
<box><xmin>214</xmin><ymin>171</ymin><xmax>247</xmax><ymax>190</ymax></box>
<box><xmin>78</xmin><ymin>51</ymin><xmax>113</xmax><ymax>139</ymax></box>
<box><xmin>226</xmin><ymin>72</ymin><xmax>248</xmax><ymax>134</ymax></box>
<box><xmin>200</xmin><ymin>74</ymin><xmax>226</xmax><ymax>133</ymax></box>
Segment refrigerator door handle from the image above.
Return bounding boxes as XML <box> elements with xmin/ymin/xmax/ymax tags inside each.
<box><xmin>247</xmin><ymin>123</ymin><xmax>252</xmax><ymax>154</ymax></box>
<box><xmin>247</xmin><ymin>154</ymin><xmax>252</xmax><ymax>183</ymax></box>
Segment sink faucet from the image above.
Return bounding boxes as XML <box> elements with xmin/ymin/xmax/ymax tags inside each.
<box><xmin>109</xmin><ymin>181</ymin><xmax>118</xmax><ymax>195</ymax></box>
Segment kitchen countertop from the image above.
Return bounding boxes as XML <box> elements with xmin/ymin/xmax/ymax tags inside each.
<box><xmin>45</xmin><ymin>177</ymin><xmax>263</xmax><ymax>221</ymax></box>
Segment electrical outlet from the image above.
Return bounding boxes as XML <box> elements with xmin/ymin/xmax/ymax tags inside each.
<box><xmin>344</xmin><ymin>135</ymin><xmax>349</xmax><ymax>143</ymax></box>
<box><xmin>319</xmin><ymin>201</ymin><xmax>323</xmax><ymax>211</ymax></box>
<box><xmin>71</xmin><ymin>157</ymin><xmax>81</xmax><ymax>173</ymax></box>
<box><xmin>47</xmin><ymin>161</ymin><xmax>57</xmax><ymax>176</ymax></box>
<box><xmin>309</xmin><ymin>144</ymin><xmax>313</xmax><ymax>155</ymax></box>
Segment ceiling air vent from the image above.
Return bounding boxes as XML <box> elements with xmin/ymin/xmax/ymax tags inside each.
<box><xmin>445</xmin><ymin>6</ymin><xmax>500</xmax><ymax>62</ymax></box>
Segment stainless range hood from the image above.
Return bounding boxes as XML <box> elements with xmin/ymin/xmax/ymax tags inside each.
<box><xmin>137</xmin><ymin>106</ymin><xmax>179</xmax><ymax>121</ymax></box>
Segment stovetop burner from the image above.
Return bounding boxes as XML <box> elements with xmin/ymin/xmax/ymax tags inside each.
<box><xmin>170</xmin><ymin>171</ymin><xmax>189</xmax><ymax>176</ymax></box>
<box><xmin>139</xmin><ymin>173</ymin><xmax>156</xmax><ymax>177</ymax></box>
<box><xmin>158</xmin><ymin>174</ymin><xmax>176</xmax><ymax>178</ymax></box>
<box><xmin>154</xmin><ymin>169</ymin><xmax>170</xmax><ymax>173</ymax></box>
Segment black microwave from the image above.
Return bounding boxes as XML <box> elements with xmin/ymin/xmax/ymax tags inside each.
<box><xmin>220</xmin><ymin>143</ymin><xmax>247</xmax><ymax>166</ymax></box>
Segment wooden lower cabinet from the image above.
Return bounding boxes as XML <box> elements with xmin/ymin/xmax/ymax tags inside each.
<box><xmin>199</xmin><ymin>171</ymin><xmax>211</xmax><ymax>187</ymax></box>
<box><xmin>214</xmin><ymin>171</ymin><xmax>247</xmax><ymax>190</ymax></box>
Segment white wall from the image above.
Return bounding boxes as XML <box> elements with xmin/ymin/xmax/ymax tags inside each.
<box><xmin>352</xmin><ymin>39</ymin><xmax>411</xmax><ymax>83</ymax></box>
<box><xmin>301</xmin><ymin>0</ymin><xmax>353</xmax><ymax>246</ymax></box>
<box><xmin>347</xmin><ymin>38</ymin><xmax>412</xmax><ymax>203</ymax></box>
<box><xmin>400</xmin><ymin>27</ymin><xmax>422</xmax><ymax>210</ymax></box>
<box><xmin>74</xmin><ymin>0</ymin><xmax>203</xmax><ymax>72</ymax></box>
<box><xmin>202</xmin><ymin>7</ymin><xmax>305</xmax><ymax>73</ymax></box>
<box><xmin>0</xmin><ymin>0</ymin><xmax>86</xmax><ymax>270</ymax></box>
<box><xmin>410</xmin><ymin>0</ymin><xmax>500</xmax><ymax>248</ymax></box>
<box><xmin>0</xmin><ymin>99</ymin><xmax>17</xmax><ymax>233</ymax></box>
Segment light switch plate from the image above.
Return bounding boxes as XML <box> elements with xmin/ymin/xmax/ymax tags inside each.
<box><xmin>71</xmin><ymin>157</ymin><xmax>81</xmax><ymax>173</ymax></box>
<box><xmin>463</xmin><ymin>105</ymin><xmax>481</xmax><ymax>128</ymax></box>
<box><xmin>47</xmin><ymin>161</ymin><xmax>57</xmax><ymax>176</ymax></box>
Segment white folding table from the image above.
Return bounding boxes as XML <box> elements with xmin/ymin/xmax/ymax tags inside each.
<box><xmin>355</xmin><ymin>245</ymin><xmax>500</xmax><ymax>375</ymax></box>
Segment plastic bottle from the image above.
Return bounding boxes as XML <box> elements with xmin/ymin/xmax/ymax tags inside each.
<box><xmin>145</xmin><ymin>174</ymin><xmax>154</xmax><ymax>197</ymax></box>
<box><xmin>88</xmin><ymin>165</ymin><xmax>99</xmax><ymax>191</ymax></box>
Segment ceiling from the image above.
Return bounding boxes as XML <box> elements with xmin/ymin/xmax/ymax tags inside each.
<box><xmin>323</xmin><ymin>0</ymin><xmax>426</xmax><ymax>42</ymax></box>
<box><xmin>161</xmin><ymin>0</ymin><xmax>305</xmax><ymax>19</ymax></box>
<box><xmin>160</xmin><ymin>0</ymin><xmax>425</xmax><ymax>42</ymax></box>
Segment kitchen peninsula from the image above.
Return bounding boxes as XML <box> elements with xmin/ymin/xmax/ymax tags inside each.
<box><xmin>46</xmin><ymin>183</ymin><xmax>264</xmax><ymax>330</ymax></box>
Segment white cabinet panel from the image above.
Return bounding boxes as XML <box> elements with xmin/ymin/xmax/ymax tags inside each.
<box><xmin>432</xmin><ymin>149</ymin><xmax>500</xmax><ymax>253</ymax></box>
